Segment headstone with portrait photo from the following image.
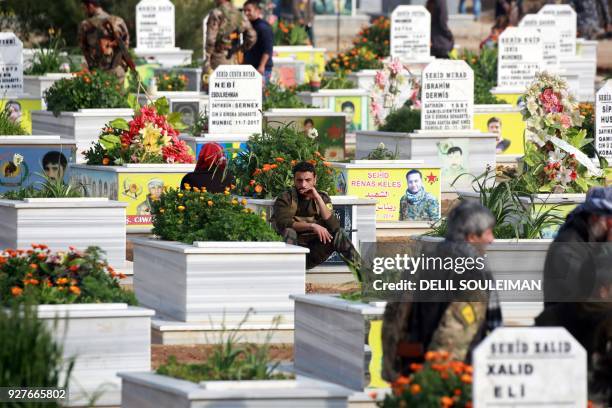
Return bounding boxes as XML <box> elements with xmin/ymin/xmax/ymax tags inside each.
<box><xmin>0</xmin><ymin>32</ymin><xmax>23</xmax><ymax>95</ymax></box>
<box><xmin>595</xmin><ymin>80</ymin><xmax>612</xmax><ymax>161</ymax></box>
<box><xmin>390</xmin><ymin>6</ymin><xmax>434</xmax><ymax>64</ymax></box>
<box><xmin>208</xmin><ymin>65</ymin><xmax>262</xmax><ymax>137</ymax></box>
<box><xmin>473</xmin><ymin>327</ymin><xmax>587</xmax><ymax>408</ymax></box>
<box><xmin>495</xmin><ymin>27</ymin><xmax>543</xmax><ymax>93</ymax></box>
<box><xmin>134</xmin><ymin>0</ymin><xmax>192</xmax><ymax>67</ymax></box>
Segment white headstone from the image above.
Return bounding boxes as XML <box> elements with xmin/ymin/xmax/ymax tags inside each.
<box><xmin>538</xmin><ymin>4</ymin><xmax>577</xmax><ymax>58</ymax></box>
<box><xmin>596</xmin><ymin>81</ymin><xmax>612</xmax><ymax>160</ymax></box>
<box><xmin>497</xmin><ymin>27</ymin><xmax>543</xmax><ymax>91</ymax></box>
<box><xmin>519</xmin><ymin>14</ymin><xmax>560</xmax><ymax>70</ymax></box>
<box><xmin>390</xmin><ymin>6</ymin><xmax>431</xmax><ymax>62</ymax></box>
<box><xmin>209</xmin><ymin>65</ymin><xmax>262</xmax><ymax>135</ymax></box>
<box><xmin>136</xmin><ymin>0</ymin><xmax>176</xmax><ymax>50</ymax></box>
<box><xmin>421</xmin><ymin>60</ymin><xmax>474</xmax><ymax>131</ymax></box>
<box><xmin>0</xmin><ymin>32</ymin><xmax>23</xmax><ymax>95</ymax></box>
<box><xmin>474</xmin><ymin>327</ymin><xmax>587</xmax><ymax>408</ymax></box>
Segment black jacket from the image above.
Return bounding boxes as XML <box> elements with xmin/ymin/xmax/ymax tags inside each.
<box><xmin>427</xmin><ymin>0</ymin><xmax>454</xmax><ymax>58</ymax></box>
<box><xmin>180</xmin><ymin>170</ymin><xmax>234</xmax><ymax>193</ymax></box>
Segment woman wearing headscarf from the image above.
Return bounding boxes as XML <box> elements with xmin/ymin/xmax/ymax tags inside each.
<box><xmin>180</xmin><ymin>142</ymin><xmax>234</xmax><ymax>192</ymax></box>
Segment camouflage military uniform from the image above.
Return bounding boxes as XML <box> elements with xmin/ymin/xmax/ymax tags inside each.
<box><xmin>78</xmin><ymin>9</ymin><xmax>130</xmax><ymax>83</ymax></box>
<box><xmin>272</xmin><ymin>187</ymin><xmax>362</xmax><ymax>274</ymax></box>
<box><xmin>399</xmin><ymin>187</ymin><xmax>440</xmax><ymax>221</ymax></box>
<box><xmin>204</xmin><ymin>2</ymin><xmax>257</xmax><ymax>72</ymax></box>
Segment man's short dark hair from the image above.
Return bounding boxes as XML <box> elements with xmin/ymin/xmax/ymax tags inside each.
<box><xmin>42</xmin><ymin>151</ymin><xmax>68</xmax><ymax>169</ymax></box>
<box><xmin>447</xmin><ymin>146</ymin><xmax>463</xmax><ymax>155</ymax></box>
<box><xmin>244</xmin><ymin>0</ymin><xmax>262</xmax><ymax>8</ymax></box>
<box><xmin>341</xmin><ymin>101</ymin><xmax>355</xmax><ymax>111</ymax></box>
<box><xmin>487</xmin><ymin>117</ymin><xmax>501</xmax><ymax>126</ymax></box>
<box><xmin>406</xmin><ymin>169</ymin><xmax>422</xmax><ymax>180</ymax></box>
<box><xmin>81</xmin><ymin>0</ymin><xmax>101</xmax><ymax>5</ymax></box>
<box><xmin>304</xmin><ymin>118</ymin><xmax>314</xmax><ymax>126</ymax></box>
<box><xmin>292</xmin><ymin>161</ymin><xmax>316</xmax><ymax>176</ymax></box>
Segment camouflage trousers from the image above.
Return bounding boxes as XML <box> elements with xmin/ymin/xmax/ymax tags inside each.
<box><xmin>280</xmin><ymin>227</ymin><xmax>362</xmax><ymax>279</ymax></box>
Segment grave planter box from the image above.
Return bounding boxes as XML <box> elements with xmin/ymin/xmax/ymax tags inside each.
<box><xmin>153</xmin><ymin>67</ymin><xmax>203</xmax><ymax>92</ymax></box>
<box><xmin>271</xmin><ymin>57</ymin><xmax>307</xmax><ymax>87</ymax></box>
<box><xmin>346</xmin><ymin>69</ymin><xmax>377</xmax><ymax>90</ymax></box>
<box><xmin>273</xmin><ymin>46</ymin><xmax>327</xmax><ymax>81</ymax></box>
<box><xmin>0</xmin><ymin>135</ymin><xmax>76</xmax><ymax>195</ymax></box>
<box><xmin>132</xmin><ymin>239</ymin><xmax>308</xmax><ymax>328</ymax></box>
<box><xmin>0</xmin><ymin>197</ymin><xmax>127</xmax><ymax>267</ymax></box>
<box><xmin>31</xmin><ymin>109</ymin><xmax>134</xmax><ymax>162</ymax></box>
<box><xmin>119</xmin><ymin>372</ymin><xmax>352</xmax><ymax>408</ymax></box>
<box><xmin>412</xmin><ymin>235</ymin><xmax>551</xmax><ymax>325</ymax></box>
<box><xmin>559</xmin><ymin>56</ymin><xmax>597</xmax><ymax>102</ymax></box>
<box><xmin>70</xmin><ymin>164</ymin><xmax>195</xmax><ymax>233</ymax></box>
<box><xmin>134</xmin><ymin>48</ymin><xmax>193</xmax><ymax>68</ymax></box>
<box><xmin>292</xmin><ymin>294</ymin><xmax>386</xmax><ymax>391</ymax></box>
<box><xmin>37</xmin><ymin>303</ymin><xmax>154</xmax><ymax>407</ymax></box>
<box><xmin>23</xmin><ymin>73</ymin><xmax>72</xmax><ymax>108</ymax></box>
<box><xmin>355</xmin><ymin>130</ymin><xmax>497</xmax><ymax>192</ymax></box>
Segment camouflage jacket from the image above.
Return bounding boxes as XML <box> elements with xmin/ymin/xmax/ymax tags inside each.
<box><xmin>399</xmin><ymin>188</ymin><xmax>440</xmax><ymax>221</ymax></box>
<box><xmin>78</xmin><ymin>9</ymin><xmax>130</xmax><ymax>72</ymax></box>
<box><xmin>205</xmin><ymin>2</ymin><xmax>256</xmax><ymax>57</ymax></box>
<box><xmin>271</xmin><ymin>187</ymin><xmax>340</xmax><ymax>232</ymax></box>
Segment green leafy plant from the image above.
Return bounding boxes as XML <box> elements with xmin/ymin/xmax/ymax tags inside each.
<box><xmin>452</xmin><ymin>47</ymin><xmax>505</xmax><ymax>105</ymax></box>
<box><xmin>321</xmin><ymin>72</ymin><xmax>356</xmax><ymax>90</ymax></box>
<box><xmin>44</xmin><ymin>70</ymin><xmax>129</xmax><ymax>116</ymax></box>
<box><xmin>363</xmin><ymin>142</ymin><xmax>398</xmax><ymax>160</ymax></box>
<box><xmin>273</xmin><ymin>21</ymin><xmax>309</xmax><ymax>46</ymax></box>
<box><xmin>0</xmin><ymin>103</ymin><xmax>27</xmax><ymax>135</ymax></box>
<box><xmin>151</xmin><ymin>186</ymin><xmax>280</xmax><ymax>243</ymax></box>
<box><xmin>0</xmin><ymin>303</ymin><xmax>74</xmax><ymax>408</ymax></box>
<box><xmin>2</xmin><ymin>174</ymin><xmax>84</xmax><ymax>200</ymax></box>
<box><xmin>157</xmin><ymin>311</ymin><xmax>288</xmax><ymax>382</ymax></box>
<box><xmin>189</xmin><ymin>110</ymin><xmax>208</xmax><ymax>136</ymax></box>
<box><xmin>0</xmin><ymin>245</ymin><xmax>136</xmax><ymax>306</ymax></box>
<box><xmin>379</xmin><ymin>351</ymin><xmax>472</xmax><ymax>408</ymax></box>
<box><xmin>428</xmin><ymin>171</ymin><xmax>566</xmax><ymax>239</ymax></box>
<box><xmin>24</xmin><ymin>29</ymin><xmax>71</xmax><ymax>75</ymax></box>
<box><xmin>378</xmin><ymin>106</ymin><xmax>421</xmax><ymax>133</ymax></box>
<box><xmin>155</xmin><ymin>72</ymin><xmax>188</xmax><ymax>92</ymax></box>
<box><xmin>228</xmin><ymin>125</ymin><xmax>338</xmax><ymax>199</ymax></box>
<box><xmin>262</xmin><ymin>83</ymin><xmax>312</xmax><ymax>110</ymax></box>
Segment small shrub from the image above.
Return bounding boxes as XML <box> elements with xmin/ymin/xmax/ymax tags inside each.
<box><xmin>263</xmin><ymin>83</ymin><xmax>312</xmax><ymax>110</ymax></box>
<box><xmin>379</xmin><ymin>106</ymin><xmax>421</xmax><ymax>133</ymax></box>
<box><xmin>273</xmin><ymin>21</ymin><xmax>309</xmax><ymax>46</ymax></box>
<box><xmin>44</xmin><ymin>70</ymin><xmax>129</xmax><ymax>116</ymax></box>
<box><xmin>0</xmin><ymin>245</ymin><xmax>136</xmax><ymax>306</ymax></box>
<box><xmin>151</xmin><ymin>187</ymin><xmax>281</xmax><ymax>243</ymax></box>
<box><xmin>155</xmin><ymin>72</ymin><xmax>188</xmax><ymax>92</ymax></box>
<box><xmin>0</xmin><ymin>104</ymin><xmax>27</xmax><ymax>135</ymax></box>
<box><xmin>2</xmin><ymin>175</ymin><xmax>84</xmax><ymax>200</ymax></box>
<box><xmin>363</xmin><ymin>142</ymin><xmax>398</xmax><ymax>160</ymax></box>
<box><xmin>24</xmin><ymin>30</ymin><xmax>72</xmax><ymax>75</ymax></box>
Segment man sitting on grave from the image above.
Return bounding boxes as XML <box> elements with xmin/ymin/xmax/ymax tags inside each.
<box><xmin>272</xmin><ymin>161</ymin><xmax>362</xmax><ymax>275</ymax></box>
<box><xmin>399</xmin><ymin>169</ymin><xmax>440</xmax><ymax>222</ymax></box>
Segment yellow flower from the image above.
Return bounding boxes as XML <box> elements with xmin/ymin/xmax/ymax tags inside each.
<box><xmin>159</xmin><ymin>208</ymin><xmax>165</xmax><ymax>213</ymax></box>
<box><xmin>232</xmin><ymin>199</ymin><xmax>238</xmax><ymax>205</ymax></box>
<box><xmin>207</xmin><ymin>200</ymin><xmax>213</xmax><ymax>206</ymax></box>
<box><xmin>140</xmin><ymin>123</ymin><xmax>171</xmax><ymax>154</ymax></box>
<box><xmin>178</xmin><ymin>193</ymin><xmax>184</xmax><ymax>198</ymax></box>
<box><xmin>184</xmin><ymin>183</ymin><xmax>191</xmax><ymax>190</ymax></box>
<box><xmin>178</xmin><ymin>205</ymin><xmax>185</xmax><ymax>211</ymax></box>
<box><xmin>224</xmin><ymin>190</ymin><xmax>230</xmax><ymax>195</ymax></box>
<box><xmin>240</xmin><ymin>198</ymin><xmax>247</xmax><ymax>206</ymax></box>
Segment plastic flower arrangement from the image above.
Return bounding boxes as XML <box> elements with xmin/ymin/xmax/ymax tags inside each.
<box><xmin>0</xmin><ymin>245</ymin><xmax>136</xmax><ymax>306</ymax></box>
<box><xmin>520</xmin><ymin>72</ymin><xmax>606</xmax><ymax>193</ymax></box>
<box><xmin>376</xmin><ymin>351</ymin><xmax>473</xmax><ymax>408</ymax></box>
<box><xmin>370</xmin><ymin>59</ymin><xmax>419</xmax><ymax>127</ymax></box>
<box><xmin>84</xmin><ymin>97</ymin><xmax>194</xmax><ymax>165</ymax></box>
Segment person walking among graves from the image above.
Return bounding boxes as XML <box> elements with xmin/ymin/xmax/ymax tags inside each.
<box><xmin>243</xmin><ymin>0</ymin><xmax>274</xmax><ymax>84</ymax></box>
<box><xmin>426</xmin><ymin>0</ymin><xmax>454</xmax><ymax>59</ymax></box>
<box><xmin>570</xmin><ymin>0</ymin><xmax>612</xmax><ymax>40</ymax></box>
<box><xmin>204</xmin><ymin>0</ymin><xmax>257</xmax><ymax>73</ymax></box>
<box><xmin>180</xmin><ymin>142</ymin><xmax>234</xmax><ymax>193</ymax></box>
<box><xmin>280</xmin><ymin>0</ymin><xmax>315</xmax><ymax>45</ymax></box>
<box><xmin>543</xmin><ymin>187</ymin><xmax>612</xmax><ymax>306</ymax></box>
<box><xmin>459</xmin><ymin>0</ymin><xmax>481</xmax><ymax>21</ymax></box>
<box><xmin>381</xmin><ymin>201</ymin><xmax>502</xmax><ymax>382</ymax></box>
<box><xmin>272</xmin><ymin>161</ymin><xmax>362</xmax><ymax>276</ymax></box>
<box><xmin>495</xmin><ymin>0</ymin><xmax>522</xmax><ymax>26</ymax></box>
<box><xmin>78</xmin><ymin>0</ymin><xmax>131</xmax><ymax>83</ymax></box>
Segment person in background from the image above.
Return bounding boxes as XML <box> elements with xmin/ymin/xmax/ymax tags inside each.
<box><xmin>381</xmin><ymin>201</ymin><xmax>502</xmax><ymax>382</ymax></box>
<box><xmin>243</xmin><ymin>0</ymin><xmax>274</xmax><ymax>84</ymax></box>
<box><xmin>495</xmin><ymin>0</ymin><xmax>522</xmax><ymax>26</ymax></box>
<box><xmin>479</xmin><ymin>15</ymin><xmax>509</xmax><ymax>49</ymax></box>
<box><xmin>426</xmin><ymin>0</ymin><xmax>454</xmax><ymax>59</ymax></box>
<box><xmin>280</xmin><ymin>0</ymin><xmax>314</xmax><ymax>45</ymax></box>
<box><xmin>459</xmin><ymin>0</ymin><xmax>481</xmax><ymax>21</ymax></box>
<box><xmin>78</xmin><ymin>0</ymin><xmax>130</xmax><ymax>83</ymax></box>
<box><xmin>180</xmin><ymin>143</ymin><xmax>234</xmax><ymax>193</ymax></box>
<box><xmin>570</xmin><ymin>0</ymin><xmax>612</xmax><ymax>40</ymax></box>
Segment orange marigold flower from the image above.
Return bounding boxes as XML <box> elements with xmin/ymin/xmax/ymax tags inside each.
<box><xmin>102</xmin><ymin>157</ymin><xmax>110</xmax><ymax>165</ymax></box>
<box><xmin>410</xmin><ymin>384</ymin><xmax>421</xmax><ymax>395</ymax></box>
<box><xmin>37</xmin><ymin>253</ymin><xmax>47</xmax><ymax>260</ymax></box>
<box><xmin>29</xmin><ymin>279</ymin><xmax>39</xmax><ymax>285</ymax></box>
<box><xmin>11</xmin><ymin>286</ymin><xmax>22</xmax><ymax>296</ymax></box>
<box><xmin>440</xmin><ymin>396</ymin><xmax>454</xmax><ymax>407</ymax></box>
<box><xmin>0</xmin><ymin>256</ymin><xmax>6</xmax><ymax>264</ymax></box>
<box><xmin>394</xmin><ymin>376</ymin><xmax>411</xmax><ymax>386</ymax></box>
<box><xmin>57</xmin><ymin>278</ymin><xmax>69</xmax><ymax>285</ymax></box>
<box><xmin>270</xmin><ymin>164</ymin><xmax>278</xmax><ymax>169</ymax></box>
<box><xmin>291</xmin><ymin>160</ymin><xmax>297</xmax><ymax>166</ymax></box>
<box><xmin>323</xmin><ymin>161</ymin><xmax>331</xmax><ymax>167</ymax></box>
<box><xmin>254</xmin><ymin>185</ymin><xmax>263</xmax><ymax>193</ymax></box>
<box><xmin>439</xmin><ymin>350</ymin><xmax>450</xmax><ymax>360</ymax></box>
<box><xmin>69</xmin><ymin>286</ymin><xmax>81</xmax><ymax>295</ymax></box>
<box><xmin>207</xmin><ymin>200</ymin><xmax>214</xmax><ymax>206</ymax></box>
<box><xmin>262</xmin><ymin>164</ymin><xmax>271</xmax><ymax>172</ymax></box>
<box><xmin>29</xmin><ymin>263</ymin><xmax>38</xmax><ymax>270</ymax></box>
<box><xmin>460</xmin><ymin>374</ymin><xmax>472</xmax><ymax>384</ymax></box>
<box><xmin>454</xmin><ymin>389</ymin><xmax>462</xmax><ymax>396</ymax></box>
<box><xmin>275</xmin><ymin>157</ymin><xmax>285</xmax><ymax>163</ymax></box>
<box><xmin>119</xmin><ymin>273</ymin><xmax>127</xmax><ymax>279</ymax></box>
<box><xmin>410</xmin><ymin>363</ymin><xmax>423</xmax><ymax>372</ymax></box>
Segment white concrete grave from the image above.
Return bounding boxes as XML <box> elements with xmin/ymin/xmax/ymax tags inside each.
<box><xmin>496</xmin><ymin>27</ymin><xmax>543</xmax><ymax>93</ymax></box>
<box><xmin>596</xmin><ymin>80</ymin><xmax>612</xmax><ymax>160</ymax></box>
<box><xmin>390</xmin><ymin>6</ymin><xmax>434</xmax><ymax>64</ymax></box>
<box><xmin>0</xmin><ymin>32</ymin><xmax>23</xmax><ymax>95</ymax></box>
